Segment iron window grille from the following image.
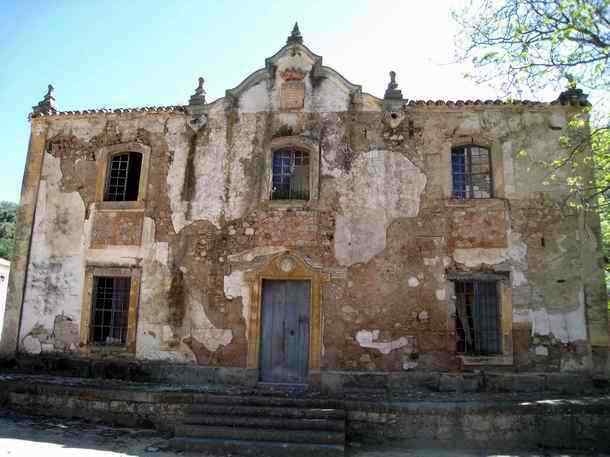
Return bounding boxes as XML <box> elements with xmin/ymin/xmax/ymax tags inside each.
<box><xmin>451</xmin><ymin>145</ymin><xmax>492</xmax><ymax>199</ymax></box>
<box><xmin>104</xmin><ymin>151</ymin><xmax>143</xmax><ymax>201</ymax></box>
<box><xmin>454</xmin><ymin>279</ymin><xmax>501</xmax><ymax>355</ymax></box>
<box><xmin>271</xmin><ymin>148</ymin><xmax>310</xmax><ymax>200</ymax></box>
<box><xmin>90</xmin><ymin>276</ymin><xmax>131</xmax><ymax>345</ymax></box>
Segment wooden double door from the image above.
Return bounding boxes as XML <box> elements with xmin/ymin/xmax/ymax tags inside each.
<box><xmin>260</xmin><ymin>280</ymin><xmax>310</xmax><ymax>384</ymax></box>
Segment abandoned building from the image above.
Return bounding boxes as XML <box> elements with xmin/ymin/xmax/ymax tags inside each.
<box><xmin>1</xmin><ymin>25</ymin><xmax>608</xmax><ymax>392</ymax></box>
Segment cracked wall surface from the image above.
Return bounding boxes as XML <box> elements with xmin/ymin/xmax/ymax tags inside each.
<box><xmin>4</xmin><ymin>37</ymin><xmax>607</xmax><ymax>377</ymax></box>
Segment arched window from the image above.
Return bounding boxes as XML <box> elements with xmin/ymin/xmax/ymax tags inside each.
<box><xmin>451</xmin><ymin>145</ymin><xmax>492</xmax><ymax>199</ymax></box>
<box><xmin>104</xmin><ymin>151</ymin><xmax>143</xmax><ymax>202</ymax></box>
<box><xmin>271</xmin><ymin>148</ymin><xmax>310</xmax><ymax>200</ymax></box>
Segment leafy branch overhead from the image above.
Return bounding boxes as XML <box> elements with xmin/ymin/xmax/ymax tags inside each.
<box><xmin>454</xmin><ymin>0</ymin><xmax>610</xmax><ymax>282</ymax></box>
<box><xmin>453</xmin><ymin>0</ymin><xmax>609</xmax><ymax>94</ymax></box>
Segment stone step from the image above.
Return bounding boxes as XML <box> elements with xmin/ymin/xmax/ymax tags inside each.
<box><xmin>203</xmin><ymin>393</ymin><xmax>344</xmax><ymax>409</ymax></box>
<box><xmin>176</xmin><ymin>424</ymin><xmax>345</xmax><ymax>444</ymax></box>
<box><xmin>170</xmin><ymin>437</ymin><xmax>345</xmax><ymax>457</ymax></box>
<box><xmin>187</xmin><ymin>403</ymin><xmax>346</xmax><ymax>419</ymax></box>
<box><xmin>182</xmin><ymin>413</ymin><xmax>345</xmax><ymax>431</ymax></box>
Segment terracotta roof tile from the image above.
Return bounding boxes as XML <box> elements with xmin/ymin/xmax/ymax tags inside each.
<box><xmin>31</xmin><ymin>105</ymin><xmax>186</xmax><ymax>118</ymax></box>
<box><xmin>29</xmin><ymin>96</ymin><xmax>586</xmax><ymax>119</ymax></box>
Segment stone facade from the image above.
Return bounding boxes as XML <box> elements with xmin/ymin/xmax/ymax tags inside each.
<box><xmin>1</xmin><ymin>27</ymin><xmax>608</xmax><ymax>386</ymax></box>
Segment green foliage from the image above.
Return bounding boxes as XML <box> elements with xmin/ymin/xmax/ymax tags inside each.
<box><xmin>453</xmin><ymin>0</ymin><xmax>610</xmax><ymax>288</ymax></box>
<box><xmin>0</xmin><ymin>201</ymin><xmax>17</xmax><ymax>260</ymax></box>
<box><xmin>453</xmin><ymin>0</ymin><xmax>609</xmax><ymax>95</ymax></box>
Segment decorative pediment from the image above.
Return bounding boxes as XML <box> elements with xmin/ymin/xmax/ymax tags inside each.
<box><xmin>225</xmin><ymin>24</ymin><xmax>362</xmax><ymax>109</ymax></box>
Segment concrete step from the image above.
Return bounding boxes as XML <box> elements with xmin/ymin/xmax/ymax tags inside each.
<box><xmin>187</xmin><ymin>403</ymin><xmax>346</xmax><ymax>419</ymax></box>
<box><xmin>203</xmin><ymin>393</ymin><xmax>344</xmax><ymax>409</ymax></box>
<box><xmin>182</xmin><ymin>413</ymin><xmax>345</xmax><ymax>431</ymax></box>
<box><xmin>176</xmin><ymin>424</ymin><xmax>345</xmax><ymax>444</ymax></box>
<box><xmin>171</xmin><ymin>437</ymin><xmax>345</xmax><ymax>457</ymax></box>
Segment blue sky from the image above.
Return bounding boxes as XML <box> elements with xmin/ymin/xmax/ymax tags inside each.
<box><xmin>0</xmin><ymin>0</ymin><xmax>555</xmax><ymax>203</ymax></box>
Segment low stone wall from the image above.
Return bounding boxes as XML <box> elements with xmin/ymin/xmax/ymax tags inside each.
<box><xmin>321</xmin><ymin>370</ymin><xmax>600</xmax><ymax>395</ymax></box>
<box><xmin>0</xmin><ymin>374</ymin><xmax>609</xmax><ymax>452</ymax></box>
<box><xmin>5</xmin><ymin>355</ymin><xmax>607</xmax><ymax>395</ymax></box>
<box><xmin>345</xmin><ymin>398</ymin><xmax>610</xmax><ymax>450</ymax></box>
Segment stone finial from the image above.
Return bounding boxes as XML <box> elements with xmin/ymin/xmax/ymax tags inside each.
<box><xmin>557</xmin><ymin>75</ymin><xmax>589</xmax><ymax>106</ymax></box>
<box><xmin>189</xmin><ymin>77</ymin><xmax>207</xmax><ymax>106</ymax></box>
<box><xmin>287</xmin><ymin>22</ymin><xmax>303</xmax><ymax>45</ymax></box>
<box><xmin>32</xmin><ymin>84</ymin><xmax>57</xmax><ymax>115</ymax></box>
<box><xmin>384</xmin><ymin>71</ymin><xmax>403</xmax><ymax>100</ymax></box>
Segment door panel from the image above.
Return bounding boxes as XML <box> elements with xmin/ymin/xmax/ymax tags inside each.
<box><xmin>260</xmin><ymin>280</ymin><xmax>310</xmax><ymax>383</ymax></box>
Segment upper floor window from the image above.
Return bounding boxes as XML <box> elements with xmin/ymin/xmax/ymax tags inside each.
<box><xmin>271</xmin><ymin>148</ymin><xmax>310</xmax><ymax>200</ymax></box>
<box><xmin>104</xmin><ymin>151</ymin><xmax>142</xmax><ymax>202</ymax></box>
<box><xmin>451</xmin><ymin>145</ymin><xmax>492</xmax><ymax>199</ymax></box>
<box><xmin>454</xmin><ymin>279</ymin><xmax>501</xmax><ymax>356</ymax></box>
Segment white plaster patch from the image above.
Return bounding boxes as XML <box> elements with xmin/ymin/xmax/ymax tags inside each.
<box><xmin>453</xmin><ymin>230</ymin><xmax>528</xmax><ymax>288</ymax></box>
<box><xmin>435</xmin><ymin>289</ymin><xmax>447</xmax><ymax>301</ymax></box>
<box><xmin>238</xmin><ymin>81</ymin><xmax>272</xmax><ymax>113</ymax></box>
<box><xmin>423</xmin><ymin>257</ymin><xmax>438</xmax><ymax>266</ymax></box>
<box><xmin>355</xmin><ymin>329</ymin><xmax>411</xmax><ymax>355</ymax></box>
<box><xmin>529</xmin><ymin>299</ymin><xmax>588</xmax><ymax>343</ymax></box>
<box><xmin>335</xmin><ymin>150</ymin><xmax>426</xmax><ymax>266</ymax></box>
<box><xmin>223</xmin><ymin>270</ymin><xmax>251</xmax><ymax>338</ymax></box>
<box><xmin>511</xmin><ymin>268</ymin><xmax>528</xmax><ymax>286</ymax></box>
<box><xmin>21</xmin><ymin>335</ymin><xmax>41</xmax><ymax>354</ymax></box>
<box><xmin>457</xmin><ymin>114</ymin><xmax>481</xmax><ymax>135</ymax></box>
<box><xmin>19</xmin><ymin>153</ymin><xmax>86</xmax><ymax>349</ymax></box>
<box><xmin>535</xmin><ymin>346</ymin><xmax>549</xmax><ymax>356</ymax></box>
<box><xmin>408</xmin><ymin>277</ymin><xmax>419</xmax><ymax>287</ymax></box>
<box><xmin>502</xmin><ymin>141</ymin><xmax>516</xmax><ymax>195</ymax></box>
<box><xmin>549</xmin><ymin>112</ymin><xmax>566</xmax><ymax>129</ymax></box>
<box><xmin>402</xmin><ymin>360</ymin><xmax>418</xmax><ymax>370</ymax></box>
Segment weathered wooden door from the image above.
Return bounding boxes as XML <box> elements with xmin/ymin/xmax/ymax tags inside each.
<box><xmin>260</xmin><ymin>280</ymin><xmax>310</xmax><ymax>383</ymax></box>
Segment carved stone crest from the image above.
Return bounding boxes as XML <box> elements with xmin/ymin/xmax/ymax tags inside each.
<box><xmin>280</xmin><ymin>68</ymin><xmax>306</xmax><ymax>81</ymax></box>
<box><xmin>278</xmin><ymin>256</ymin><xmax>297</xmax><ymax>273</ymax></box>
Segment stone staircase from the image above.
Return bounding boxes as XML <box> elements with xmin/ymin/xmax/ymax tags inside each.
<box><xmin>170</xmin><ymin>393</ymin><xmax>346</xmax><ymax>456</ymax></box>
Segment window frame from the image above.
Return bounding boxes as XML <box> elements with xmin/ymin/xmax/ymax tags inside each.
<box><xmin>95</xmin><ymin>142</ymin><xmax>151</xmax><ymax>211</ymax></box>
<box><xmin>103</xmin><ymin>151</ymin><xmax>143</xmax><ymax>202</ymax></box>
<box><xmin>447</xmin><ymin>271</ymin><xmax>513</xmax><ymax>366</ymax></box>
<box><xmin>264</xmin><ymin>136</ymin><xmax>319</xmax><ymax>206</ymax></box>
<box><xmin>454</xmin><ymin>279</ymin><xmax>501</xmax><ymax>356</ymax></box>
<box><xmin>80</xmin><ymin>266</ymin><xmax>141</xmax><ymax>354</ymax></box>
<box><xmin>90</xmin><ymin>275</ymin><xmax>132</xmax><ymax>346</ymax></box>
<box><xmin>271</xmin><ymin>147</ymin><xmax>311</xmax><ymax>201</ymax></box>
<box><xmin>451</xmin><ymin>144</ymin><xmax>494</xmax><ymax>200</ymax></box>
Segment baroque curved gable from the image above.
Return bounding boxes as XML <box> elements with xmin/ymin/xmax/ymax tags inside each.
<box><xmin>224</xmin><ymin>37</ymin><xmax>362</xmax><ymax>113</ymax></box>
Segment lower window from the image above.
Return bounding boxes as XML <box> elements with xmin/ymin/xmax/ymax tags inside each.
<box><xmin>454</xmin><ymin>279</ymin><xmax>501</xmax><ymax>355</ymax></box>
<box><xmin>91</xmin><ymin>276</ymin><xmax>131</xmax><ymax>345</ymax></box>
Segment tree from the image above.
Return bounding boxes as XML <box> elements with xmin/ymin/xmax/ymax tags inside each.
<box><xmin>0</xmin><ymin>201</ymin><xmax>17</xmax><ymax>260</ymax></box>
<box><xmin>453</xmin><ymin>0</ymin><xmax>610</xmax><ymax>304</ymax></box>
<box><xmin>453</xmin><ymin>0</ymin><xmax>609</xmax><ymax>95</ymax></box>
<box><xmin>453</xmin><ymin>0</ymin><xmax>610</xmax><ymax>205</ymax></box>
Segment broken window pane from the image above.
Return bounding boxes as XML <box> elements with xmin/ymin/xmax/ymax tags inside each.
<box><xmin>271</xmin><ymin>148</ymin><xmax>310</xmax><ymax>200</ymax></box>
<box><xmin>451</xmin><ymin>145</ymin><xmax>492</xmax><ymax>199</ymax></box>
<box><xmin>455</xmin><ymin>279</ymin><xmax>501</xmax><ymax>355</ymax></box>
<box><xmin>91</xmin><ymin>276</ymin><xmax>131</xmax><ymax>345</ymax></box>
<box><xmin>104</xmin><ymin>152</ymin><xmax>142</xmax><ymax>201</ymax></box>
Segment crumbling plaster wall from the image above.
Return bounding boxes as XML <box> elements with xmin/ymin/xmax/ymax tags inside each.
<box><xmin>14</xmin><ymin>56</ymin><xmax>606</xmax><ymax>373</ymax></box>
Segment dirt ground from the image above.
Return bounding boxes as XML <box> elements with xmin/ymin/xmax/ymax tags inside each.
<box><xmin>0</xmin><ymin>408</ymin><xmax>607</xmax><ymax>457</ymax></box>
